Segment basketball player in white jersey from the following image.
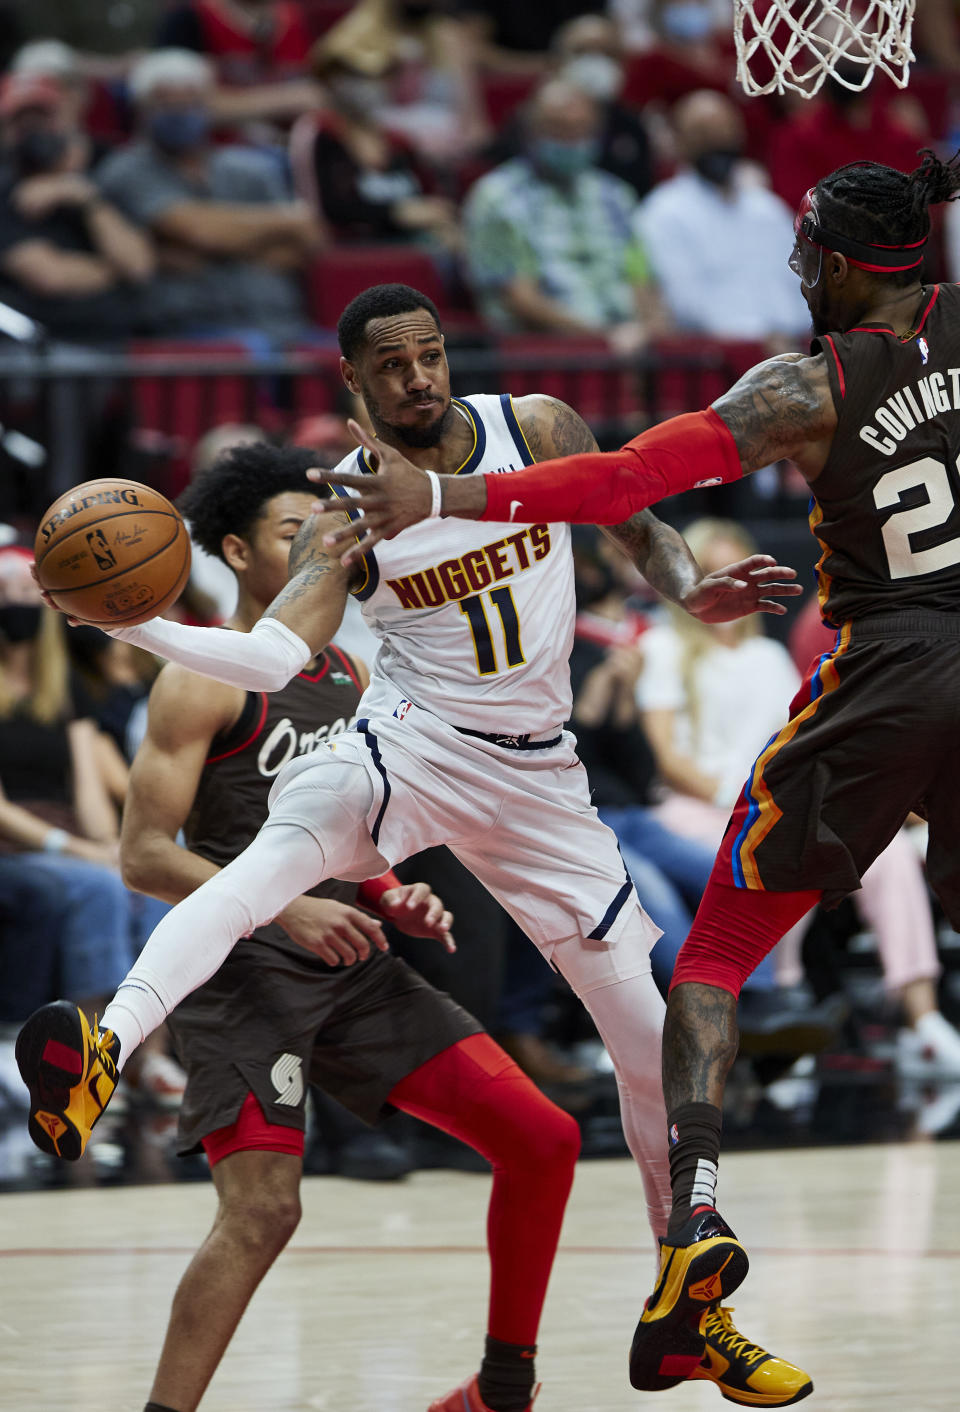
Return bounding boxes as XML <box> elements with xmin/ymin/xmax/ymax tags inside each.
<box><xmin>19</xmin><ymin>284</ymin><xmax>809</xmax><ymax>1408</ymax></box>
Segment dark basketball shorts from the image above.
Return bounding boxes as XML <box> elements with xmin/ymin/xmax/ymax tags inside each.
<box><xmin>167</xmin><ymin>935</ymin><xmax>482</xmax><ymax>1156</ymax></box>
<box><xmin>716</xmin><ymin>611</ymin><xmax>960</xmax><ymax>923</ymax></box>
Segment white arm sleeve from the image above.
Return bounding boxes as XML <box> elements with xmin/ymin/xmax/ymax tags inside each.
<box><xmin>108</xmin><ymin>615</ymin><xmax>312</xmax><ymax>691</ymax></box>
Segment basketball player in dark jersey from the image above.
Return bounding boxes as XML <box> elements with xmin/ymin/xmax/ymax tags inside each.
<box><xmin>122</xmin><ymin>441</ymin><xmax>582</xmax><ymax>1412</ymax></box>
<box><xmin>319</xmin><ymin>150</ymin><xmax>960</xmax><ymax>1397</ymax></box>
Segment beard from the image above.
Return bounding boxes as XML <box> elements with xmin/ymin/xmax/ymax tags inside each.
<box><xmin>374</xmin><ymin>401</ymin><xmax>454</xmax><ymax>449</ymax></box>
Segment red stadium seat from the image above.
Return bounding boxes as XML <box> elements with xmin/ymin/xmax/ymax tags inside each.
<box><xmin>287</xmin><ymin>344</ymin><xmax>343</xmax><ymax>417</ymax></box>
<box><xmin>128</xmin><ymin>340</ymin><xmax>255</xmax><ymax>453</ymax></box>
<box><xmin>648</xmin><ymin>337</ymin><xmax>767</xmax><ymax>420</ymax></box>
<box><xmin>495</xmin><ymin>333</ymin><xmax>639</xmax><ymax>431</ymax></box>
<box><xmin>307</xmin><ymin>246</ymin><xmax>449</xmax><ymax>328</ymax></box>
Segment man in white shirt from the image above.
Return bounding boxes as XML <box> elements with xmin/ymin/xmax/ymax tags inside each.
<box><xmin>636</xmin><ymin>90</ymin><xmax>808</xmax><ymax>344</ymax></box>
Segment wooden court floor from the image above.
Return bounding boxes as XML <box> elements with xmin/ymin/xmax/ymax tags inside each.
<box><xmin>1</xmin><ymin>1142</ymin><xmax>957</xmax><ymax>1411</ymax></box>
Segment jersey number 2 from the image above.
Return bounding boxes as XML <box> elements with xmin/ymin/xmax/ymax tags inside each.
<box><xmin>874</xmin><ymin>455</ymin><xmax>960</xmax><ymax>579</ymax></box>
<box><xmin>460</xmin><ymin>589</ymin><xmax>524</xmax><ymax>675</ymax></box>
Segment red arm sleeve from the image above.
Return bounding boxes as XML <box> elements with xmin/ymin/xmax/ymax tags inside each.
<box><xmin>480</xmin><ymin>409</ymin><xmax>743</xmax><ymax>524</ymax></box>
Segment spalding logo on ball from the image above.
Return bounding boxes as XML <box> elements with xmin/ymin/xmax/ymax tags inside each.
<box><xmin>33</xmin><ymin>478</ymin><xmax>191</xmax><ymax>627</ymax></box>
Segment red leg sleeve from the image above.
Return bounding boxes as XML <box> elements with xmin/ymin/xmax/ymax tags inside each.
<box><xmin>670</xmin><ymin>874</ymin><xmax>822</xmax><ymax>998</ymax></box>
<box><xmin>388</xmin><ymin>1034</ymin><xmax>580</xmax><ymax>1345</ymax></box>
<box><xmin>481</xmin><ymin>409</ymin><xmax>742</xmax><ymax>524</ymax></box>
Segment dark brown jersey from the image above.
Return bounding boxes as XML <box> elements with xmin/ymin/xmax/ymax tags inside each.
<box><xmin>185</xmin><ymin>644</ymin><xmax>363</xmax><ymax>955</ymax></box>
<box><xmin>810</xmin><ymin>283</ymin><xmax>960</xmax><ymax>624</ymax></box>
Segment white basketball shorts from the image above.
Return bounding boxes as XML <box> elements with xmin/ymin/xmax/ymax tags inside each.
<box><xmin>266</xmin><ymin>674</ymin><xmax>661</xmax><ymax>966</ymax></box>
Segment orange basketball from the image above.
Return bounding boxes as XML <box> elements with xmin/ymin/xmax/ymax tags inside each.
<box><xmin>33</xmin><ymin>478</ymin><xmax>191</xmax><ymax>627</ymax></box>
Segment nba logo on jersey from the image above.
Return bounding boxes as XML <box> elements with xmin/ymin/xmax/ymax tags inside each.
<box><xmin>394</xmin><ymin>699</ymin><xmax>412</xmax><ymax>721</ymax></box>
<box><xmin>919</xmin><ymin>336</ymin><xmax>930</xmax><ymax>365</ymax></box>
<box><xmin>669</xmin><ymin>1123</ymin><xmax>679</xmax><ymax>1145</ymax></box>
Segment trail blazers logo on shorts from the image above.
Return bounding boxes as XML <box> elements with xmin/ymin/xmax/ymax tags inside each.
<box><xmin>270</xmin><ymin>1052</ymin><xmax>304</xmax><ymax>1107</ymax></box>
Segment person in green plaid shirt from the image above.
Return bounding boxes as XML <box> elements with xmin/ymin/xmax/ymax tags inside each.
<box><xmin>463</xmin><ymin>77</ymin><xmax>664</xmax><ymax>352</ymax></box>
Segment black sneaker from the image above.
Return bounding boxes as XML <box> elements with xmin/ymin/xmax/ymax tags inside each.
<box><xmin>16</xmin><ymin>1001</ymin><xmax>119</xmax><ymax>1160</ymax></box>
<box><xmin>629</xmin><ymin>1206</ymin><xmax>749</xmax><ymax>1391</ymax></box>
<box><xmin>693</xmin><ymin>1305</ymin><xmax>813</xmax><ymax>1406</ymax></box>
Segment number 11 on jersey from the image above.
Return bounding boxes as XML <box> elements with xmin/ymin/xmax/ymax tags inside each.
<box><xmin>460</xmin><ymin>588</ymin><xmax>525</xmax><ymax>675</ymax></box>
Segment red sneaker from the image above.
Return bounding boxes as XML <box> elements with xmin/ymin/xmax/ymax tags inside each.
<box><xmin>427</xmin><ymin>1374</ymin><xmax>540</xmax><ymax>1412</ymax></box>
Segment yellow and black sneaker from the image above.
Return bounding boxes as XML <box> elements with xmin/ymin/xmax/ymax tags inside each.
<box><xmin>629</xmin><ymin>1206</ymin><xmax>749</xmax><ymax>1392</ymax></box>
<box><xmin>693</xmin><ymin>1306</ymin><xmax>813</xmax><ymax>1406</ymax></box>
<box><xmin>16</xmin><ymin>1001</ymin><xmax>120</xmax><ymax>1161</ymax></box>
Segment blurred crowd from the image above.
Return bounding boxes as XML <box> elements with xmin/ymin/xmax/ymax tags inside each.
<box><xmin>0</xmin><ymin>0</ymin><xmax>958</xmax><ymax>352</ymax></box>
<box><xmin>5</xmin><ymin>0</ymin><xmax>960</xmax><ymax>1183</ymax></box>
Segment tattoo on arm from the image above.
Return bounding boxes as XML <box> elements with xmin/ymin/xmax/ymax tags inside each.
<box><xmin>263</xmin><ymin>513</ymin><xmax>354</xmax><ymax>618</ymax></box>
<box><xmin>516</xmin><ymin>394</ymin><xmax>599</xmax><ymax>461</ymax></box>
<box><xmin>601</xmin><ymin>509</ymin><xmax>701</xmax><ymax>604</ymax></box>
<box><xmin>712</xmin><ymin>352</ymin><xmax>836</xmax><ymax>473</ymax></box>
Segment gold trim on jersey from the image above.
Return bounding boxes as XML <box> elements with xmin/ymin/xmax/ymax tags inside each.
<box><xmin>327</xmin><ymin>484</ymin><xmax>372</xmax><ymax>597</ymax></box>
<box><xmin>507</xmin><ymin>394</ymin><xmax>536</xmax><ymax>464</ymax></box>
<box><xmin>358</xmin><ymin>397</ymin><xmax>482</xmax><ymax>477</ymax></box>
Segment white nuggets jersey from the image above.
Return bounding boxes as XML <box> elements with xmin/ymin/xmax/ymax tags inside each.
<box><xmin>328</xmin><ymin>393</ymin><xmax>574</xmax><ymax>735</ymax></box>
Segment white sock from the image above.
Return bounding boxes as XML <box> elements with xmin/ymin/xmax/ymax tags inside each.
<box><xmin>551</xmin><ymin>921</ymin><xmax>671</xmax><ymax>1248</ymax></box>
<box><xmin>100</xmin><ymin>986</ymin><xmax>165</xmax><ymax>1072</ymax></box>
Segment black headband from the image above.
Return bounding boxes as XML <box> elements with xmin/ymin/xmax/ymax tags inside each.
<box><xmin>798</xmin><ymin>213</ymin><xmax>927</xmax><ymax>273</ymax></box>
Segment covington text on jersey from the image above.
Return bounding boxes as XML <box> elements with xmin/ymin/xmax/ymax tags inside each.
<box><xmin>860</xmin><ymin>368</ymin><xmax>960</xmax><ymax>455</ymax></box>
<box><xmin>385</xmin><ymin>523</ymin><xmax>552</xmax><ymax>610</ymax></box>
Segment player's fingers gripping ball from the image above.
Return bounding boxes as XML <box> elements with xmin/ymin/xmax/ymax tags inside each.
<box><xmin>33</xmin><ymin>478</ymin><xmax>191</xmax><ymax>627</ymax></box>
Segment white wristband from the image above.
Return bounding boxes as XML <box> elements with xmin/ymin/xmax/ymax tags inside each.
<box><xmin>424</xmin><ymin>469</ymin><xmax>443</xmax><ymax>519</ymax></box>
<box><xmin>43</xmin><ymin>828</ymin><xmax>69</xmax><ymax>854</ymax></box>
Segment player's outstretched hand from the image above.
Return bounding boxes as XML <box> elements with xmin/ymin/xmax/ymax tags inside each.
<box><xmin>376</xmin><ymin>880</ymin><xmax>456</xmax><ymax>953</ymax></box>
<box><xmin>307</xmin><ymin>419</ymin><xmax>434</xmax><ymax>566</ymax></box>
<box><xmin>278</xmin><ymin>895</ymin><xmax>391</xmax><ymax>966</ymax></box>
<box><xmin>682</xmin><ymin>554</ymin><xmax>803</xmax><ymax>623</ymax></box>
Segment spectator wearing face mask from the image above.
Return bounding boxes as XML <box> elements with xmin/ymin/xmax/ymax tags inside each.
<box><xmin>0</xmin><ymin>73</ymin><xmax>154</xmax><ymax>340</ymax></box>
<box><xmin>155</xmin><ymin>0</ymin><xmax>326</xmax><ymax>130</ymax></box>
<box><xmin>96</xmin><ymin>49</ymin><xmax>323</xmax><ymax>342</ymax></box>
<box><xmin>463</xmin><ymin>77</ymin><xmax>665</xmax><ymax>351</ymax></box>
<box><xmin>552</xmin><ymin>15</ymin><xmax>654</xmax><ymax>198</ymax></box>
<box><xmin>605</xmin><ymin>1</ymin><xmax>737</xmax><ymax>119</ymax></box>
<box><xmin>9</xmin><ymin>40</ymin><xmax>112</xmax><ymax>153</ymax></box>
<box><xmin>607</xmin><ymin>0</ymin><xmax>729</xmax><ymax>53</ymax></box>
<box><xmin>293</xmin><ymin>52</ymin><xmax>460</xmax><ymax>248</ymax></box>
<box><xmin>635</xmin><ymin>88</ymin><xmax>806</xmax><ymax>345</ymax></box>
<box><xmin>315</xmin><ymin>0</ymin><xmax>488</xmax><ymax>167</ymax></box>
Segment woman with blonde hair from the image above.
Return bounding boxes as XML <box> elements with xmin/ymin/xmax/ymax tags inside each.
<box><xmin>638</xmin><ymin>518</ymin><xmax>960</xmax><ymax>1074</ymax></box>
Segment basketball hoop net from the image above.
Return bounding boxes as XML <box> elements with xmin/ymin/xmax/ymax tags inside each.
<box><xmin>734</xmin><ymin>0</ymin><xmax>916</xmax><ymax>98</ymax></box>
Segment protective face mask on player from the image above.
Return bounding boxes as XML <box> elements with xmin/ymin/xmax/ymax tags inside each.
<box><xmin>789</xmin><ymin>187</ymin><xmax>824</xmax><ymax>289</ymax></box>
<box><xmin>530</xmin><ymin>137</ymin><xmax>600</xmax><ymax>182</ymax></box>
<box><xmin>660</xmin><ymin>2</ymin><xmax>715</xmax><ymax>43</ymax></box>
<box><xmin>561</xmin><ymin>54</ymin><xmax>624</xmax><ymax>103</ymax></box>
